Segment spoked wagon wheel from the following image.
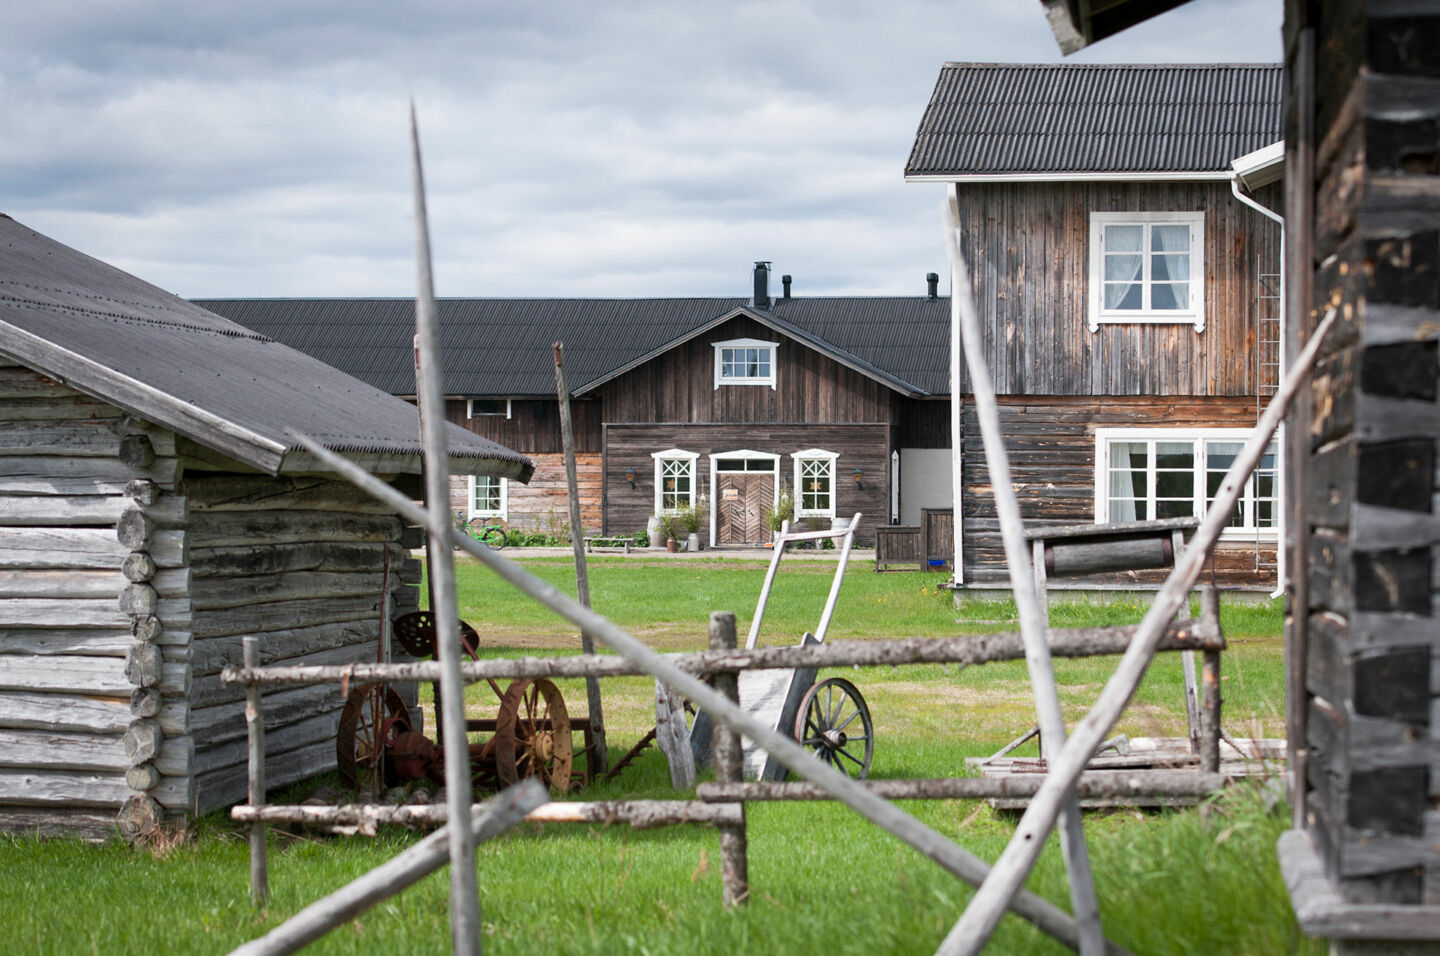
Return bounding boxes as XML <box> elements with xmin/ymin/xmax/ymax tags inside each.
<box><xmin>336</xmin><ymin>682</ymin><xmax>413</xmax><ymax>795</ymax></box>
<box><xmin>794</xmin><ymin>677</ymin><xmax>873</xmax><ymax>779</ymax></box>
<box><xmin>494</xmin><ymin>678</ymin><xmax>574</xmax><ymax>793</ymax></box>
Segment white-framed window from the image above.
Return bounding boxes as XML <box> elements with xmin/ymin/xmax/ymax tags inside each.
<box><xmin>793</xmin><ymin>448</ymin><xmax>838</xmax><ymax>518</ymax></box>
<box><xmin>1095</xmin><ymin>428</ymin><xmax>1278</xmax><ymax>538</ymax></box>
<box><xmin>468</xmin><ymin>475</ymin><xmax>507</xmax><ymax>519</ymax></box>
<box><xmin>713</xmin><ymin>338</ymin><xmax>777</xmax><ymax>389</ymax></box>
<box><xmin>467</xmin><ymin>399</ymin><xmax>512</xmax><ymax>419</ymax></box>
<box><xmin>652</xmin><ymin>448</ymin><xmax>699</xmax><ymax>513</ymax></box>
<box><xmin>1088</xmin><ymin>212</ymin><xmax>1205</xmax><ymax>332</ymax></box>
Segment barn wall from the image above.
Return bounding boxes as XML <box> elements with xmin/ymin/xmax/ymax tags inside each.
<box><xmin>952</xmin><ymin>179</ymin><xmax>1281</xmax><ymax>397</ymax></box>
<box><xmin>446</xmin><ymin>397</ymin><xmax>602</xmax><ymax>455</ymax></box>
<box><xmin>960</xmin><ymin>395</ymin><xmax>1278</xmax><ymax>586</ymax></box>
<box><xmin>0</xmin><ymin>365</ymin><xmax>190</xmax><ymax>839</ymax></box>
<box><xmin>447</xmin><ymin>453</ymin><xmax>602</xmax><ymax>537</ymax></box>
<box><xmin>180</xmin><ymin>472</ymin><xmax>416</xmax><ymax>815</ymax></box>
<box><xmin>603</xmin><ymin>422</ymin><xmax>892</xmax><ymax>546</ymax></box>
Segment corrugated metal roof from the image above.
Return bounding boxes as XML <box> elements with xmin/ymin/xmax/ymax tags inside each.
<box><xmin>906</xmin><ymin>62</ymin><xmax>1282</xmax><ymax>177</ymax></box>
<box><xmin>0</xmin><ymin>214</ymin><xmax>531</xmax><ymax>478</ymax></box>
<box><xmin>198</xmin><ymin>295</ymin><xmax>953</xmax><ymax>399</ymax></box>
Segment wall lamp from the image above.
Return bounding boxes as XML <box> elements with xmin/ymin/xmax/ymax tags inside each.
<box><xmin>853</xmin><ymin>468</ymin><xmax>864</xmax><ymax>489</ymax></box>
<box><xmin>625</xmin><ymin>469</ymin><xmax>637</xmax><ymax>489</ymax></box>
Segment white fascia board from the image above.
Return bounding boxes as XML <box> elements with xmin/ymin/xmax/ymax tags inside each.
<box><xmin>1230</xmin><ymin>140</ymin><xmax>1285</xmax><ymax>190</ymax></box>
<box><xmin>906</xmin><ymin>171</ymin><xmax>1235</xmax><ymax>184</ymax></box>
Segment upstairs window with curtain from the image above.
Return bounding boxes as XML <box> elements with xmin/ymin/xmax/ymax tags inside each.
<box><xmin>1088</xmin><ymin>212</ymin><xmax>1205</xmax><ymax>331</ymax></box>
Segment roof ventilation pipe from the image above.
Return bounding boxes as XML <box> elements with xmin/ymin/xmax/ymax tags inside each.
<box><xmin>927</xmin><ymin>272</ymin><xmax>939</xmax><ymax>300</ymax></box>
<box><xmin>781</xmin><ymin>274</ymin><xmax>792</xmax><ymax>299</ymax></box>
<box><xmin>752</xmin><ymin>261</ymin><xmax>771</xmax><ymax>310</ymax></box>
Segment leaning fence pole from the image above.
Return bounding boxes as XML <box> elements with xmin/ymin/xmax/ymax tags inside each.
<box><xmin>408</xmin><ymin>105</ymin><xmax>481</xmax><ymax>955</ymax></box>
<box><xmin>942</xmin><ymin>201</ymin><xmax>1105</xmax><ymax>955</ymax></box>
<box><xmin>283</xmin><ymin>431</ymin><xmax>1127</xmax><ymax>954</ymax></box>
<box><xmin>229</xmin><ymin>781</ymin><xmax>548</xmax><ymax>956</ymax></box>
<box><xmin>939</xmin><ymin>307</ymin><xmax>1338</xmax><ymax>955</ymax></box>
<box><xmin>553</xmin><ymin>341</ymin><xmax>608</xmax><ymax>773</ymax></box>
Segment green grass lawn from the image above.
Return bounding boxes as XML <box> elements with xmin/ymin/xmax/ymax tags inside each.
<box><xmin>0</xmin><ymin>554</ymin><xmax>1312</xmax><ymax>954</ymax></box>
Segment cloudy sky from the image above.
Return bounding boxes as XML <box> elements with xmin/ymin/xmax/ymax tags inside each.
<box><xmin>2</xmin><ymin>1</ymin><xmax>1282</xmax><ymax>299</ymax></box>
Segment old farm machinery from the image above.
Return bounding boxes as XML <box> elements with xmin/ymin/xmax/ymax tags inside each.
<box><xmin>690</xmin><ymin>514</ymin><xmax>875</xmax><ymax>780</ymax></box>
<box><xmin>335</xmin><ymin>611</ymin><xmax>598</xmax><ymax>798</ymax></box>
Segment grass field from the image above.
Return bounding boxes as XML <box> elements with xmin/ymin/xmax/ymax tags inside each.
<box><xmin>0</xmin><ymin>553</ymin><xmax>1314</xmax><ymax>954</ymax></box>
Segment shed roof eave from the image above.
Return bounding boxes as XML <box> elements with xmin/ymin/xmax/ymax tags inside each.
<box><xmin>904</xmin><ymin>171</ymin><xmax>1238</xmax><ymax>184</ymax></box>
<box><xmin>0</xmin><ymin>323</ymin><xmax>289</xmax><ymax>473</ymax></box>
<box><xmin>275</xmin><ymin>448</ymin><xmax>535</xmax><ymax>483</ymax></box>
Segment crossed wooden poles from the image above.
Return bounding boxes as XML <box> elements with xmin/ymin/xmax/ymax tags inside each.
<box><xmin>232</xmin><ymin>118</ymin><xmax>1331</xmax><ymax>953</ymax></box>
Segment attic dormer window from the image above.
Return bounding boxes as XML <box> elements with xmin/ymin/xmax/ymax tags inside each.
<box><xmin>713</xmin><ymin>338</ymin><xmax>777</xmax><ymax>389</ymax></box>
<box><xmin>1088</xmin><ymin>212</ymin><xmax>1205</xmax><ymax>332</ymax></box>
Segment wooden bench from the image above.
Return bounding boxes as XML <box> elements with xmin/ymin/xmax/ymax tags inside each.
<box><xmin>584</xmin><ymin>534</ymin><xmax>635</xmax><ymax>553</ymax></box>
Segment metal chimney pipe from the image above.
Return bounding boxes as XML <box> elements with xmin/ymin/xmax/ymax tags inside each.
<box><xmin>753</xmin><ymin>261</ymin><xmax>771</xmax><ymax>310</ymax></box>
<box><xmin>782</xmin><ymin>274</ymin><xmax>792</xmax><ymax>299</ymax></box>
<box><xmin>927</xmin><ymin>272</ymin><xmax>939</xmax><ymax>300</ymax></box>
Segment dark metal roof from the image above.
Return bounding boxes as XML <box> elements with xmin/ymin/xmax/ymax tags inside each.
<box><xmin>198</xmin><ymin>295</ymin><xmax>953</xmax><ymax>399</ymax></box>
<box><xmin>0</xmin><ymin>214</ymin><xmax>531</xmax><ymax>479</ymax></box>
<box><xmin>906</xmin><ymin>62</ymin><xmax>1282</xmax><ymax>178</ymax></box>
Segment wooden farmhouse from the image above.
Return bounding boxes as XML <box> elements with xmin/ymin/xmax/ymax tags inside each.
<box><xmin>0</xmin><ymin>214</ymin><xmax>532</xmax><ymax>839</ymax></box>
<box><xmin>198</xmin><ymin>275</ymin><xmax>951</xmax><ymax>551</ymax></box>
<box><xmin>906</xmin><ymin>62</ymin><xmax>1286</xmax><ymax>588</ymax></box>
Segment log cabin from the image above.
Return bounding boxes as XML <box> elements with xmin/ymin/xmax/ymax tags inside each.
<box><xmin>905</xmin><ymin>62</ymin><xmax>1286</xmax><ymax>589</ymax></box>
<box><xmin>0</xmin><ymin>214</ymin><xmax>532</xmax><ymax>839</ymax></box>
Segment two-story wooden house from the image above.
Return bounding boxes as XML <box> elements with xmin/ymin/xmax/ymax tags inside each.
<box><xmin>200</xmin><ymin>271</ymin><xmax>952</xmax><ymax>549</ymax></box>
<box><xmin>905</xmin><ymin>62</ymin><xmax>1284</xmax><ymax>586</ymax></box>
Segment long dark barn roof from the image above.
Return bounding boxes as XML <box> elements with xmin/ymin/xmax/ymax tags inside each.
<box><xmin>0</xmin><ymin>214</ymin><xmax>531</xmax><ymax>479</ymax></box>
<box><xmin>197</xmin><ymin>295</ymin><xmax>953</xmax><ymax>399</ymax></box>
<box><xmin>906</xmin><ymin>62</ymin><xmax>1283</xmax><ymax>178</ymax></box>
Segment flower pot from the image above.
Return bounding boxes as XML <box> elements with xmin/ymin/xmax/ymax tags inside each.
<box><xmin>646</xmin><ymin>515</ymin><xmax>666</xmax><ymax>549</ymax></box>
<box><xmin>666</xmin><ymin>538</ymin><xmax>677</xmax><ymax>553</ymax></box>
<box><xmin>686</xmin><ymin>533</ymin><xmax>701</xmax><ymax>552</ymax></box>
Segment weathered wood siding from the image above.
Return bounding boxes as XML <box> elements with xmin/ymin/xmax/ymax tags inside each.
<box><xmin>1289</xmin><ymin>1</ymin><xmax>1440</xmax><ymax>909</ymax></box>
<box><xmin>960</xmin><ymin>395</ymin><xmax>1277</xmax><ymax>585</ymax></box>
<box><xmin>896</xmin><ymin>398</ymin><xmax>951</xmax><ymax>449</ymax></box>
<box><xmin>447</xmin><ymin>452</ymin><xmax>602</xmax><ymax>536</ymax></box>
<box><xmin>601</xmin><ymin>316</ymin><xmax>897</xmax><ymax>425</ymax></box>
<box><xmin>952</xmin><ymin>180</ymin><xmax>1281</xmax><ymax>396</ymax></box>
<box><xmin>603</xmin><ymin>423</ymin><xmax>891</xmax><ymax>546</ymax></box>
<box><xmin>447</xmin><ymin>398</ymin><xmax>602</xmax><ymax>454</ymax></box>
<box><xmin>0</xmin><ymin>366</ymin><xmax>189</xmax><ymax>839</ymax></box>
<box><xmin>181</xmin><ymin>473</ymin><xmax>415</xmax><ymax>815</ymax></box>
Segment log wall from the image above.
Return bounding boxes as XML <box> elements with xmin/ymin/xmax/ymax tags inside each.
<box><xmin>446</xmin><ymin>453</ymin><xmax>602</xmax><ymax>537</ymax></box>
<box><xmin>960</xmin><ymin>395</ymin><xmax>1278</xmax><ymax>586</ymax></box>
<box><xmin>1288</xmin><ymin>0</ymin><xmax>1440</xmax><ymax>910</ymax></box>
<box><xmin>0</xmin><ymin>365</ymin><xmax>188</xmax><ymax>839</ymax></box>
<box><xmin>181</xmin><ymin>473</ymin><xmax>414</xmax><ymax>815</ymax></box>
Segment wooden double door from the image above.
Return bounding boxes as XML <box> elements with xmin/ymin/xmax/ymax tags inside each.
<box><xmin>716</xmin><ymin>472</ymin><xmax>774</xmax><ymax>546</ymax></box>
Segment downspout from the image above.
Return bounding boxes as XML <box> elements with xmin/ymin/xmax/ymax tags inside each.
<box><xmin>1230</xmin><ymin>175</ymin><xmax>1287</xmax><ymax>598</ymax></box>
<box><xmin>948</xmin><ymin>189</ymin><xmax>965</xmax><ymax>586</ymax></box>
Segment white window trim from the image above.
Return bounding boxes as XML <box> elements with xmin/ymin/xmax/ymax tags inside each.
<box><xmin>708</xmin><ymin>450</ymin><xmax>781</xmax><ymax>547</ymax></box>
<box><xmin>1088</xmin><ymin>211</ymin><xmax>1206</xmax><ymax>332</ymax></box>
<box><xmin>792</xmin><ymin>448</ymin><xmax>839</xmax><ymax>519</ymax></box>
<box><xmin>467</xmin><ymin>475</ymin><xmax>508</xmax><ymax>520</ymax></box>
<box><xmin>1094</xmin><ymin>428</ymin><xmax>1278</xmax><ymax>540</ymax></box>
<box><xmin>713</xmin><ymin>338</ymin><xmax>777</xmax><ymax>390</ymax></box>
<box><xmin>467</xmin><ymin>398</ymin><xmax>512</xmax><ymax>419</ymax></box>
<box><xmin>651</xmin><ymin>448</ymin><xmax>700</xmax><ymax>514</ymax></box>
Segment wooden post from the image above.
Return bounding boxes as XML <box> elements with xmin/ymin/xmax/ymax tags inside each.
<box><xmin>943</xmin><ymin>199</ymin><xmax>1105</xmax><ymax>956</ymax></box>
<box><xmin>1174</xmin><ymin>529</ymin><xmax>1201</xmax><ymax>753</ymax></box>
<box><xmin>553</xmin><ymin>341</ymin><xmax>608</xmax><ymax>774</ymax></box>
<box><xmin>1199</xmin><ymin>587</ymin><xmax>1221</xmax><ymax>774</ymax></box>
<box><xmin>709</xmin><ymin>611</ymin><xmax>748</xmax><ymax>907</ymax></box>
<box><xmin>1031</xmin><ymin>539</ymin><xmax>1049</xmax><ymax>624</ymax></box>
<box><xmin>654</xmin><ymin>679</ymin><xmax>696</xmax><ymax>789</ymax></box>
<box><xmin>408</xmin><ymin>107</ymin><xmax>481</xmax><ymax>956</ymax></box>
<box><xmin>243</xmin><ymin>635</ymin><xmax>269</xmax><ymax>907</ymax></box>
<box><xmin>229</xmin><ymin>781</ymin><xmax>548</xmax><ymax>956</ymax></box>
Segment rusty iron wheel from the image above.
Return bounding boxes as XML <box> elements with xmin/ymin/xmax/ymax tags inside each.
<box><xmin>794</xmin><ymin>677</ymin><xmax>873</xmax><ymax>779</ymax></box>
<box><xmin>336</xmin><ymin>682</ymin><xmax>412</xmax><ymax>795</ymax></box>
<box><xmin>494</xmin><ymin>678</ymin><xmax>574</xmax><ymax>793</ymax></box>
<box><xmin>391</xmin><ymin>610</ymin><xmax>483</xmax><ymax>660</ymax></box>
